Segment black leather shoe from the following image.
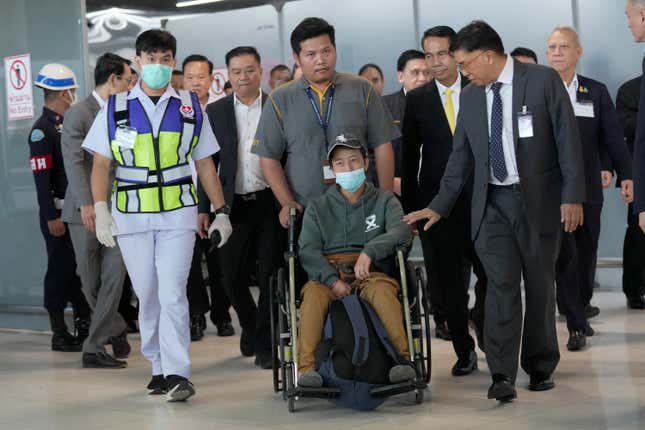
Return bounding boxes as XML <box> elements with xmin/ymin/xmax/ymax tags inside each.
<box><xmin>125</xmin><ymin>320</ymin><xmax>139</xmax><ymax>334</ymax></box>
<box><xmin>585</xmin><ymin>322</ymin><xmax>595</xmax><ymax>337</ymax></box>
<box><xmin>82</xmin><ymin>352</ymin><xmax>127</xmax><ymax>369</ymax></box>
<box><xmin>216</xmin><ymin>321</ymin><xmax>235</xmax><ymax>337</ymax></box>
<box><xmin>435</xmin><ymin>321</ymin><xmax>452</xmax><ymax>341</ymax></box>
<box><xmin>110</xmin><ymin>332</ymin><xmax>131</xmax><ymax>359</ymax></box>
<box><xmin>147</xmin><ymin>375</ymin><xmax>168</xmax><ymax>395</ymax></box>
<box><xmin>528</xmin><ymin>372</ymin><xmax>555</xmax><ymax>391</ymax></box>
<box><xmin>567</xmin><ymin>329</ymin><xmax>587</xmax><ymax>351</ymax></box>
<box><xmin>584</xmin><ymin>304</ymin><xmax>600</xmax><ymax>319</ymax></box>
<box><xmin>627</xmin><ymin>295</ymin><xmax>645</xmax><ymax>309</ymax></box>
<box><xmin>452</xmin><ymin>350</ymin><xmax>478</xmax><ymax>376</ymax></box>
<box><xmin>487</xmin><ymin>374</ymin><xmax>516</xmax><ymax>402</ymax></box>
<box><xmin>199</xmin><ymin>314</ymin><xmax>207</xmax><ymax>330</ymax></box>
<box><xmin>74</xmin><ymin>317</ymin><xmax>91</xmax><ymax>343</ymax></box>
<box><xmin>190</xmin><ymin>315</ymin><xmax>204</xmax><ymax>342</ymax></box>
<box><xmin>240</xmin><ymin>330</ymin><xmax>255</xmax><ymax>357</ymax></box>
<box><xmin>469</xmin><ymin>311</ymin><xmax>486</xmax><ymax>353</ymax></box>
<box><xmin>52</xmin><ymin>332</ymin><xmax>82</xmax><ymax>352</ymax></box>
<box><xmin>254</xmin><ymin>350</ymin><xmax>273</xmax><ymax>369</ymax></box>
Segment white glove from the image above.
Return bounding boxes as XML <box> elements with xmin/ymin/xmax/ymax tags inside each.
<box><xmin>208</xmin><ymin>213</ymin><xmax>232</xmax><ymax>248</ymax></box>
<box><xmin>94</xmin><ymin>201</ymin><xmax>117</xmax><ymax>248</ymax></box>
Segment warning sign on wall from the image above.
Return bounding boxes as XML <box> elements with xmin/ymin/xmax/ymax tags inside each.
<box><xmin>4</xmin><ymin>53</ymin><xmax>34</xmax><ymax>120</ymax></box>
<box><xmin>209</xmin><ymin>68</ymin><xmax>229</xmax><ymax>102</ymax></box>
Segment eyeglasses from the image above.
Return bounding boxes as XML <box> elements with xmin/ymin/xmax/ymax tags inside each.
<box><xmin>456</xmin><ymin>50</ymin><xmax>487</xmax><ymax>72</ymax></box>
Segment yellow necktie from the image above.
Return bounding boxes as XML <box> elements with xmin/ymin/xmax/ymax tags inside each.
<box><xmin>444</xmin><ymin>88</ymin><xmax>456</xmax><ymax>134</ymax></box>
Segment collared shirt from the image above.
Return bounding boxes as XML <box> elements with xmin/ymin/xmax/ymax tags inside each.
<box><xmin>92</xmin><ymin>90</ymin><xmax>106</xmax><ymax>109</ymax></box>
<box><xmin>485</xmin><ymin>55</ymin><xmax>520</xmax><ymax>185</ymax></box>
<box><xmin>82</xmin><ymin>82</ymin><xmax>219</xmax><ymax>235</ymax></box>
<box><xmin>435</xmin><ymin>73</ymin><xmax>462</xmax><ymax>117</ymax></box>
<box><xmin>234</xmin><ymin>91</ymin><xmax>267</xmax><ymax>194</ymax></box>
<box><xmin>252</xmin><ymin>72</ymin><xmax>400</xmax><ymax>205</ymax></box>
<box><xmin>563</xmin><ymin>74</ymin><xmax>579</xmax><ymax>106</ymax></box>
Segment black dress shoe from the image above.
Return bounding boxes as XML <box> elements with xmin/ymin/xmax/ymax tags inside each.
<box><xmin>627</xmin><ymin>295</ymin><xmax>645</xmax><ymax>309</ymax></box>
<box><xmin>567</xmin><ymin>329</ymin><xmax>587</xmax><ymax>351</ymax></box>
<box><xmin>254</xmin><ymin>350</ymin><xmax>273</xmax><ymax>369</ymax></box>
<box><xmin>240</xmin><ymin>330</ymin><xmax>255</xmax><ymax>357</ymax></box>
<box><xmin>487</xmin><ymin>374</ymin><xmax>516</xmax><ymax>402</ymax></box>
<box><xmin>199</xmin><ymin>314</ymin><xmax>207</xmax><ymax>330</ymax></box>
<box><xmin>584</xmin><ymin>304</ymin><xmax>600</xmax><ymax>319</ymax></box>
<box><xmin>585</xmin><ymin>322</ymin><xmax>595</xmax><ymax>337</ymax></box>
<box><xmin>110</xmin><ymin>332</ymin><xmax>131</xmax><ymax>359</ymax></box>
<box><xmin>435</xmin><ymin>321</ymin><xmax>452</xmax><ymax>341</ymax></box>
<box><xmin>528</xmin><ymin>372</ymin><xmax>555</xmax><ymax>391</ymax></box>
<box><xmin>452</xmin><ymin>350</ymin><xmax>478</xmax><ymax>376</ymax></box>
<box><xmin>147</xmin><ymin>375</ymin><xmax>168</xmax><ymax>395</ymax></box>
<box><xmin>74</xmin><ymin>317</ymin><xmax>91</xmax><ymax>343</ymax></box>
<box><xmin>166</xmin><ymin>375</ymin><xmax>195</xmax><ymax>402</ymax></box>
<box><xmin>468</xmin><ymin>311</ymin><xmax>486</xmax><ymax>353</ymax></box>
<box><xmin>52</xmin><ymin>332</ymin><xmax>82</xmax><ymax>352</ymax></box>
<box><xmin>82</xmin><ymin>352</ymin><xmax>127</xmax><ymax>369</ymax></box>
<box><xmin>190</xmin><ymin>315</ymin><xmax>204</xmax><ymax>342</ymax></box>
<box><xmin>216</xmin><ymin>321</ymin><xmax>235</xmax><ymax>337</ymax></box>
<box><xmin>125</xmin><ymin>320</ymin><xmax>139</xmax><ymax>334</ymax></box>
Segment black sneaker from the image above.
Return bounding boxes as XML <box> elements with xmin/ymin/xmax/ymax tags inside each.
<box><xmin>166</xmin><ymin>375</ymin><xmax>195</xmax><ymax>402</ymax></box>
<box><xmin>147</xmin><ymin>375</ymin><xmax>168</xmax><ymax>395</ymax></box>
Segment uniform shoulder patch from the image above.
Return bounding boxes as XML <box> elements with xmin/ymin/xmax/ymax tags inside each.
<box><xmin>30</xmin><ymin>129</ymin><xmax>45</xmax><ymax>142</ymax></box>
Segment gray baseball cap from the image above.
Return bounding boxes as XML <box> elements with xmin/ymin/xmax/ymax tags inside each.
<box><xmin>327</xmin><ymin>133</ymin><xmax>367</xmax><ymax>159</ymax></box>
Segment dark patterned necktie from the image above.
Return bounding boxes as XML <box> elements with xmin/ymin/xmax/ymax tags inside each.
<box><xmin>489</xmin><ymin>82</ymin><xmax>507</xmax><ymax>182</ymax></box>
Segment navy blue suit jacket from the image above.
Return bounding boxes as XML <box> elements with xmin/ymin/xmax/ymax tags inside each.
<box><xmin>633</xmin><ymin>58</ymin><xmax>645</xmax><ymax>213</ymax></box>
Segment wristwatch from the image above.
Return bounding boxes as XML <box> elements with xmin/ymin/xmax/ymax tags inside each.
<box><xmin>214</xmin><ymin>204</ymin><xmax>231</xmax><ymax>215</ymax></box>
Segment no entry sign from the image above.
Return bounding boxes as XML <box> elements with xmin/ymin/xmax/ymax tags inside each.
<box><xmin>4</xmin><ymin>53</ymin><xmax>34</xmax><ymax>120</ymax></box>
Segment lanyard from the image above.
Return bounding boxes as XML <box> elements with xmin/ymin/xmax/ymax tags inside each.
<box><xmin>305</xmin><ymin>85</ymin><xmax>335</xmax><ymax>146</ymax></box>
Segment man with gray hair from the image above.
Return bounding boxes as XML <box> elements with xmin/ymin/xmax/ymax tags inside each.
<box><xmin>626</xmin><ymin>0</ymin><xmax>645</xmax><ymax>235</ymax></box>
<box><xmin>546</xmin><ymin>26</ymin><xmax>633</xmax><ymax>351</ymax></box>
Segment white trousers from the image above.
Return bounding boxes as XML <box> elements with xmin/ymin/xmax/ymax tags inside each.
<box><xmin>118</xmin><ymin>230</ymin><xmax>195</xmax><ymax>378</ymax></box>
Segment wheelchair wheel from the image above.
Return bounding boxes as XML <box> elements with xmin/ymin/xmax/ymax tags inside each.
<box><xmin>415</xmin><ymin>387</ymin><xmax>424</xmax><ymax>404</ymax></box>
<box><xmin>285</xmin><ymin>363</ymin><xmax>296</xmax><ymax>413</ymax></box>
<box><xmin>415</xmin><ymin>266</ymin><xmax>432</xmax><ymax>384</ymax></box>
<box><xmin>276</xmin><ymin>267</ymin><xmax>290</xmax><ymax>400</ymax></box>
<box><xmin>269</xmin><ymin>274</ymin><xmax>280</xmax><ymax>393</ymax></box>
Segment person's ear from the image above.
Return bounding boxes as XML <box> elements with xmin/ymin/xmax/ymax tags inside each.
<box><xmin>171</xmin><ymin>58</ymin><xmax>177</xmax><ymax>69</ymax></box>
<box><xmin>292</xmin><ymin>51</ymin><xmax>300</xmax><ymax>66</ymax></box>
<box><xmin>364</xmin><ymin>155</ymin><xmax>369</xmax><ymax>171</ymax></box>
<box><xmin>397</xmin><ymin>71</ymin><xmax>404</xmax><ymax>85</ymax></box>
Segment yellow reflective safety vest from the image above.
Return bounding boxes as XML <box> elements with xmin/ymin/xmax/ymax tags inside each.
<box><xmin>107</xmin><ymin>90</ymin><xmax>202</xmax><ymax>213</ymax></box>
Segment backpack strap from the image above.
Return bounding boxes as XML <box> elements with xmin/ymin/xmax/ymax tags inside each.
<box><xmin>341</xmin><ymin>295</ymin><xmax>370</xmax><ymax>367</ymax></box>
<box><xmin>361</xmin><ymin>299</ymin><xmax>405</xmax><ymax>365</ymax></box>
<box><xmin>113</xmin><ymin>91</ymin><xmax>129</xmax><ymax>127</ymax></box>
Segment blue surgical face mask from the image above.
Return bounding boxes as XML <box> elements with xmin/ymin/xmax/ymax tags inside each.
<box><xmin>335</xmin><ymin>168</ymin><xmax>366</xmax><ymax>192</ymax></box>
<box><xmin>141</xmin><ymin>64</ymin><xmax>172</xmax><ymax>89</ymax></box>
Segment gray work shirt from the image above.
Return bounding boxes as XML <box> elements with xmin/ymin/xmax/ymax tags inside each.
<box><xmin>251</xmin><ymin>72</ymin><xmax>400</xmax><ymax>205</ymax></box>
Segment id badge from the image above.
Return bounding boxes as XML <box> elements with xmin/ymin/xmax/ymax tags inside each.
<box><xmin>574</xmin><ymin>101</ymin><xmax>594</xmax><ymax>118</ymax></box>
<box><xmin>115</xmin><ymin>125</ymin><xmax>138</xmax><ymax>149</ymax></box>
<box><xmin>517</xmin><ymin>106</ymin><xmax>534</xmax><ymax>138</ymax></box>
<box><xmin>322</xmin><ymin>160</ymin><xmax>336</xmax><ymax>184</ymax></box>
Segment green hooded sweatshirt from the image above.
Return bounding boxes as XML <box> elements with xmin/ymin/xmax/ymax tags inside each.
<box><xmin>298</xmin><ymin>182</ymin><xmax>412</xmax><ymax>287</ymax></box>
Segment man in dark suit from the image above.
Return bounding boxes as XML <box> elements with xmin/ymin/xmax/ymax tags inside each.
<box><xmin>617</xmin><ymin>76</ymin><xmax>645</xmax><ymax>309</ymax></box>
<box><xmin>62</xmin><ymin>53</ymin><xmax>132</xmax><ymax>368</ymax></box>
<box><xmin>405</xmin><ymin>21</ymin><xmax>585</xmax><ymax>402</ymax></box>
<box><xmin>626</xmin><ymin>0</ymin><xmax>645</xmax><ymax>235</ymax></box>
<box><xmin>401</xmin><ymin>26</ymin><xmax>487</xmax><ymax>375</ymax></box>
<box><xmin>182</xmin><ymin>54</ymin><xmax>235</xmax><ymax>341</ymax></box>
<box><xmin>198</xmin><ymin>46</ymin><xmax>281</xmax><ymax>369</ymax></box>
<box><xmin>546</xmin><ymin>27</ymin><xmax>634</xmax><ymax>350</ymax></box>
<box><xmin>383</xmin><ymin>49</ymin><xmax>429</xmax><ymax>196</ymax></box>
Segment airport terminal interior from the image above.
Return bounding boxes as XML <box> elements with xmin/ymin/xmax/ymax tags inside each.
<box><xmin>0</xmin><ymin>0</ymin><xmax>644</xmax><ymax>429</ymax></box>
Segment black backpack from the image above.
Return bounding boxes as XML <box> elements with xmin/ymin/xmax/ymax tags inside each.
<box><xmin>315</xmin><ymin>294</ymin><xmax>406</xmax><ymax>410</ymax></box>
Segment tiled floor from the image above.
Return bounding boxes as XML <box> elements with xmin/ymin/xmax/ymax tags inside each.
<box><xmin>0</xmin><ymin>290</ymin><xmax>644</xmax><ymax>430</ymax></box>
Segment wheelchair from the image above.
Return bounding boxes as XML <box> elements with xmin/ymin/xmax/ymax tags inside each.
<box><xmin>269</xmin><ymin>209</ymin><xmax>432</xmax><ymax>412</ymax></box>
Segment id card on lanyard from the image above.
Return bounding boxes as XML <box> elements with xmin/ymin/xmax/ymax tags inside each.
<box><xmin>305</xmin><ymin>85</ymin><xmax>336</xmax><ymax>183</ymax></box>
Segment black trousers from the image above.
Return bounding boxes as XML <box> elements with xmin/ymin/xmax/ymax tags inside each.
<box><xmin>417</xmin><ymin>196</ymin><xmax>486</xmax><ymax>359</ymax></box>
<box><xmin>474</xmin><ymin>186</ymin><xmax>560</xmax><ymax>381</ymax></box>
<box><xmin>186</xmin><ymin>234</ymin><xmax>233</xmax><ymax>325</ymax></box>
<box><xmin>38</xmin><ymin>211</ymin><xmax>89</xmax><ymax>318</ymax></box>
<box><xmin>623</xmin><ymin>204</ymin><xmax>645</xmax><ymax>298</ymax></box>
<box><xmin>555</xmin><ymin>204</ymin><xmax>602</xmax><ymax>331</ymax></box>
<box><xmin>212</xmin><ymin>189</ymin><xmax>282</xmax><ymax>354</ymax></box>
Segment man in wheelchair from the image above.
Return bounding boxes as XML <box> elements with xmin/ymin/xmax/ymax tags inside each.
<box><xmin>296</xmin><ymin>133</ymin><xmax>416</xmax><ymax>388</ymax></box>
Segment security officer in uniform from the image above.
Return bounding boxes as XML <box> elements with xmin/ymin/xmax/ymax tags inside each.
<box><xmin>30</xmin><ymin>63</ymin><xmax>91</xmax><ymax>352</ymax></box>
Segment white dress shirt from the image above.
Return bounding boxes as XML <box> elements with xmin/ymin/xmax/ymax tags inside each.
<box><xmin>234</xmin><ymin>91</ymin><xmax>268</xmax><ymax>194</ymax></box>
<box><xmin>564</xmin><ymin>74</ymin><xmax>579</xmax><ymax>106</ymax></box>
<box><xmin>486</xmin><ymin>55</ymin><xmax>520</xmax><ymax>185</ymax></box>
<box><xmin>82</xmin><ymin>82</ymin><xmax>219</xmax><ymax>235</ymax></box>
<box><xmin>435</xmin><ymin>73</ymin><xmax>462</xmax><ymax>117</ymax></box>
<box><xmin>92</xmin><ymin>90</ymin><xmax>106</xmax><ymax>109</ymax></box>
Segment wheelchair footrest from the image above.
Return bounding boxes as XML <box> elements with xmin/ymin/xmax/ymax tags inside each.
<box><xmin>369</xmin><ymin>379</ymin><xmax>423</xmax><ymax>398</ymax></box>
<box><xmin>290</xmin><ymin>386</ymin><xmax>341</xmax><ymax>399</ymax></box>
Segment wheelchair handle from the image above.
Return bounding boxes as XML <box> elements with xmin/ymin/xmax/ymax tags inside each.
<box><xmin>287</xmin><ymin>207</ymin><xmax>297</xmax><ymax>253</ymax></box>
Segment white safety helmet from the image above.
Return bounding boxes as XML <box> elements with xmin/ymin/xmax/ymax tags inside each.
<box><xmin>34</xmin><ymin>63</ymin><xmax>78</xmax><ymax>90</ymax></box>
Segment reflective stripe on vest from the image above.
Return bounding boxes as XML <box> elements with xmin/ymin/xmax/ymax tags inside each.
<box><xmin>107</xmin><ymin>89</ymin><xmax>203</xmax><ymax>213</ymax></box>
